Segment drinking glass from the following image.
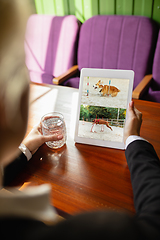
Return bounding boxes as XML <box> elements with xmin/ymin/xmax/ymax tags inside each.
<box><xmin>41</xmin><ymin>112</ymin><xmax>66</xmax><ymax>149</ymax></box>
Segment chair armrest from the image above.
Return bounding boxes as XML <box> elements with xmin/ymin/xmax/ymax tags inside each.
<box><xmin>132</xmin><ymin>74</ymin><xmax>153</xmax><ymax>99</ymax></box>
<box><xmin>53</xmin><ymin>65</ymin><xmax>79</xmax><ymax>85</ymax></box>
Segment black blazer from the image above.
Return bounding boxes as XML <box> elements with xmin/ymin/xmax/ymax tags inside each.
<box><xmin>1</xmin><ymin>140</ymin><xmax>160</xmax><ymax>240</ymax></box>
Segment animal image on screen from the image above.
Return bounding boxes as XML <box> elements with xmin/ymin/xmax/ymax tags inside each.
<box><xmin>77</xmin><ymin>76</ymin><xmax>130</xmax><ymax>143</ymax></box>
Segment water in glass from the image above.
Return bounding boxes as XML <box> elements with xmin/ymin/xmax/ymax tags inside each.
<box><xmin>41</xmin><ymin>113</ymin><xmax>66</xmax><ymax>149</ymax></box>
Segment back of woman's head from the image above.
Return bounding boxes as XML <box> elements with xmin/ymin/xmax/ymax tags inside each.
<box><xmin>0</xmin><ymin>0</ymin><xmax>31</xmax><ymax>166</ymax></box>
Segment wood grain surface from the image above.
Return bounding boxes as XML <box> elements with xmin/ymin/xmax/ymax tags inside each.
<box><xmin>10</xmin><ymin>83</ymin><xmax>160</xmax><ymax>217</ymax></box>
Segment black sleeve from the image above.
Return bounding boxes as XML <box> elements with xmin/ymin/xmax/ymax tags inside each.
<box><xmin>3</xmin><ymin>152</ymin><xmax>28</xmax><ymax>187</ymax></box>
<box><xmin>125</xmin><ymin>140</ymin><xmax>160</xmax><ymax>234</ymax></box>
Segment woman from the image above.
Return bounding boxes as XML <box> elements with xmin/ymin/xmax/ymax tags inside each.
<box><xmin>0</xmin><ymin>1</ymin><xmax>160</xmax><ymax>239</ymax></box>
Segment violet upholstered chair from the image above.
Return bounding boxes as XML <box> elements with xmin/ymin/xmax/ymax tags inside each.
<box><xmin>54</xmin><ymin>15</ymin><xmax>158</xmax><ymax>94</ymax></box>
<box><xmin>133</xmin><ymin>30</ymin><xmax>160</xmax><ymax>102</ymax></box>
<box><xmin>25</xmin><ymin>14</ymin><xmax>80</xmax><ymax>84</ymax></box>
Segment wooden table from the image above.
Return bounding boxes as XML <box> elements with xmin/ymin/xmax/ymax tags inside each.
<box><xmin>11</xmin><ymin>82</ymin><xmax>160</xmax><ymax>218</ymax></box>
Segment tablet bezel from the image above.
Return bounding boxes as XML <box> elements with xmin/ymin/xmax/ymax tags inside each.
<box><xmin>74</xmin><ymin>68</ymin><xmax>134</xmax><ymax>150</ymax></box>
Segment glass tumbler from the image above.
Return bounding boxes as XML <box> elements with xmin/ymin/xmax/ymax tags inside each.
<box><xmin>41</xmin><ymin>112</ymin><xmax>66</xmax><ymax>149</ymax></box>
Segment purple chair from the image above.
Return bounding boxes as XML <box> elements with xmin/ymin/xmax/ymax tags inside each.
<box><xmin>25</xmin><ymin>14</ymin><xmax>80</xmax><ymax>84</ymax></box>
<box><xmin>58</xmin><ymin>15</ymin><xmax>158</xmax><ymax>90</ymax></box>
<box><xmin>140</xmin><ymin>30</ymin><xmax>160</xmax><ymax>103</ymax></box>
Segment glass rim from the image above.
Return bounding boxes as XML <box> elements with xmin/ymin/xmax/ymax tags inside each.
<box><xmin>41</xmin><ymin>112</ymin><xmax>64</xmax><ymax>128</ymax></box>
<box><xmin>41</xmin><ymin>111</ymin><xmax>64</xmax><ymax>119</ymax></box>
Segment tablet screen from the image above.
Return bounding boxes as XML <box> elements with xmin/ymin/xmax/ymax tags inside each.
<box><xmin>75</xmin><ymin>69</ymin><xmax>134</xmax><ymax>149</ymax></box>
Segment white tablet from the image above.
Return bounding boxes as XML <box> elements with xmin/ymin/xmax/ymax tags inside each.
<box><xmin>74</xmin><ymin>68</ymin><xmax>134</xmax><ymax>149</ymax></box>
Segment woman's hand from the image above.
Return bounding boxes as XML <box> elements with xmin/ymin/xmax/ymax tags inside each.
<box><xmin>22</xmin><ymin>123</ymin><xmax>63</xmax><ymax>155</ymax></box>
<box><xmin>124</xmin><ymin>101</ymin><xmax>142</xmax><ymax>144</ymax></box>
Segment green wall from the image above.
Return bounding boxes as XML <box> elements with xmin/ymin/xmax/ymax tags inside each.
<box><xmin>34</xmin><ymin>0</ymin><xmax>160</xmax><ymax>24</ymax></box>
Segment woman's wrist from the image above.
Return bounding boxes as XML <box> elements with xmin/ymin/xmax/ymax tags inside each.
<box><xmin>19</xmin><ymin>143</ymin><xmax>32</xmax><ymax>161</ymax></box>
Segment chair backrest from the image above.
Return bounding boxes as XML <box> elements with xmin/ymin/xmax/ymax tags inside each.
<box><xmin>25</xmin><ymin>14</ymin><xmax>80</xmax><ymax>78</ymax></box>
<box><xmin>78</xmin><ymin>15</ymin><xmax>158</xmax><ymax>89</ymax></box>
<box><xmin>153</xmin><ymin>30</ymin><xmax>160</xmax><ymax>87</ymax></box>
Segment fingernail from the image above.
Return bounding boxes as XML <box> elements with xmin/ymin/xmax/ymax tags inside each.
<box><xmin>129</xmin><ymin>101</ymin><xmax>134</xmax><ymax>108</ymax></box>
<box><xmin>58</xmin><ymin>135</ymin><xmax>63</xmax><ymax>140</ymax></box>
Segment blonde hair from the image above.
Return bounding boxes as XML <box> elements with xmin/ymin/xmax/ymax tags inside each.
<box><xmin>0</xmin><ymin>0</ymin><xmax>31</xmax><ymax>130</ymax></box>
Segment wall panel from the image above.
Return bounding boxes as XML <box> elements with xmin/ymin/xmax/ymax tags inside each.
<box><xmin>34</xmin><ymin>0</ymin><xmax>160</xmax><ymax>24</ymax></box>
<box><xmin>99</xmin><ymin>0</ymin><xmax>115</xmax><ymax>15</ymax></box>
<box><xmin>83</xmin><ymin>0</ymin><xmax>98</xmax><ymax>20</ymax></box>
<box><xmin>116</xmin><ymin>0</ymin><xmax>133</xmax><ymax>15</ymax></box>
<box><xmin>134</xmin><ymin>0</ymin><xmax>153</xmax><ymax>17</ymax></box>
<box><xmin>42</xmin><ymin>0</ymin><xmax>56</xmax><ymax>14</ymax></box>
<box><xmin>54</xmin><ymin>0</ymin><xmax>68</xmax><ymax>16</ymax></box>
<box><xmin>68</xmin><ymin>0</ymin><xmax>75</xmax><ymax>15</ymax></box>
<box><xmin>152</xmin><ymin>0</ymin><xmax>160</xmax><ymax>23</ymax></box>
<box><xmin>74</xmin><ymin>0</ymin><xmax>84</xmax><ymax>22</ymax></box>
<box><xmin>35</xmin><ymin>0</ymin><xmax>44</xmax><ymax>14</ymax></box>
